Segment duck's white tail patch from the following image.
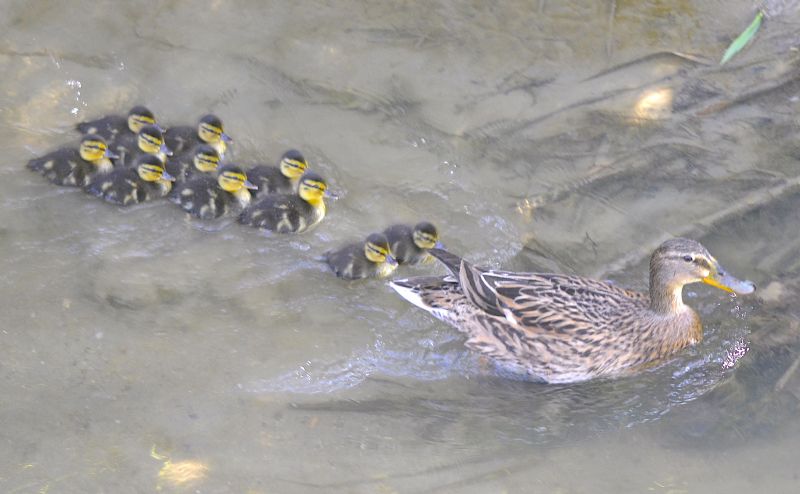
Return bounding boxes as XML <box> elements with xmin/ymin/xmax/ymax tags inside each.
<box><xmin>389</xmin><ymin>279</ymin><xmax>427</xmax><ymax>310</ymax></box>
<box><xmin>389</xmin><ymin>279</ymin><xmax>453</xmax><ymax>322</ymax></box>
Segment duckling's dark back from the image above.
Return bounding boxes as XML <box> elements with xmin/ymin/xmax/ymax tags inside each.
<box><xmin>238</xmin><ymin>195</ymin><xmax>314</xmax><ymax>233</ymax></box>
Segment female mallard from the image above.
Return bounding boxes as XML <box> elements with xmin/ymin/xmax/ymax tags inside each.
<box><xmin>27</xmin><ymin>134</ymin><xmax>116</xmax><ymax>187</ymax></box>
<box><xmin>170</xmin><ymin>165</ymin><xmax>256</xmax><ymax>220</ymax></box>
<box><xmin>390</xmin><ymin>238</ymin><xmax>756</xmax><ymax>384</ymax></box>
<box><xmin>164</xmin><ymin>114</ymin><xmax>231</xmax><ymax>157</ymax></box>
<box><xmin>324</xmin><ymin>233</ymin><xmax>398</xmax><ymax>280</ymax></box>
<box><xmin>84</xmin><ymin>154</ymin><xmax>175</xmax><ymax>205</ymax></box>
<box><xmin>75</xmin><ymin>105</ymin><xmax>156</xmax><ymax>144</ymax></box>
<box><xmin>238</xmin><ymin>171</ymin><xmax>328</xmax><ymax>234</ymax></box>
<box><xmin>383</xmin><ymin>221</ymin><xmax>441</xmax><ymax>265</ymax></box>
<box><xmin>247</xmin><ymin>149</ymin><xmax>308</xmax><ymax>198</ymax></box>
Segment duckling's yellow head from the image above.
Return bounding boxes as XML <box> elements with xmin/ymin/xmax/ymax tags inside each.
<box><xmin>192</xmin><ymin>144</ymin><xmax>220</xmax><ymax>173</ymax></box>
<box><xmin>649</xmin><ymin>238</ymin><xmax>756</xmax><ymax>309</ymax></box>
<box><xmin>217</xmin><ymin>165</ymin><xmax>257</xmax><ymax>193</ymax></box>
<box><xmin>364</xmin><ymin>233</ymin><xmax>397</xmax><ymax>265</ymax></box>
<box><xmin>137</xmin><ymin>124</ymin><xmax>171</xmax><ymax>156</ymax></box>
<box><xmin>297</xmin><ymin>171</ymin><xmax>328</xmax><ymax>205</ymax></box>
<box><xmin>127</xmin><ymin>105</ymin><xmax>156</xmax><ymax>133</ymax></box>
<box><xmin>135</xmin><ymin>154</ymin><xmax>175</xmax><ymax>183</ymax></box>
<box><xmin>197</xmin><ymin>114</ymin><xmax>231</xmax><ymax>145</ymax></box>
<box><xmin>279</xmin><ymin>149</ymin><xmax>308</xmax><ymax>179</ymax></box>
<box><xmin>412</xmin><ymin>221</ymin><xmax>440</xmax><ymax>249</ymax></box>
<box><xmin>79</xmin><ymin>134</ymin><xmax>111</xmax><ymax>163</ymax></box>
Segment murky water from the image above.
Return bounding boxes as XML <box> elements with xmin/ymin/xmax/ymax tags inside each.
<box><xmin>2</xmin><ymin>1</ymin><xmax>800</xmax><ymax>492</ymax></box>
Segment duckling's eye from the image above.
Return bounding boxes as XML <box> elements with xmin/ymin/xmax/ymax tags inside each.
<box><xmin>683</xmin><ymin>255</ymin><xmax>694</xmax><ymax>263</ymax></box>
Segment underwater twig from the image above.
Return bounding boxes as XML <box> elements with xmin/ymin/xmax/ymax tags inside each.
<box><xmin>582</xmin><ymin>51</ymin><xmax>712</xmax><ymax>82</ymax></box>
<box><xmin>595</xmin><ymin>174</ymin><xmax>800</xmax><ymax>277</ymax></box>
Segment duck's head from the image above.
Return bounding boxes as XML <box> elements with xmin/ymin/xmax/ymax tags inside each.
<box><xmin>649</xmin><ymin>238</ymin><xmax>756</xmax><ymax>313</ymax></box>
<box><xmin>217</xmin><ymin>165</ymin><xmax>257</xmax><ymax>193</ymax></box>
<box><xmin>197</xmin><ymin>114</ymin><xmax>232</xmax><ymax>145</ymax></box>
<box><xmin>364</xmin><ymin>233</ymin><xmax>398</xmax><ymax>266</ymax></box>
<box><xmin>297</xmin><ymin>171</ymin><xmax>328</xmax><ymax>206</ymax></box>
<box><xmin>137</xmin><ymin>124</ymin><xmax>172</xmax><ymax>157</ymax></box>
<box><xmin>127</xmin><ymin>105</ymin><xmax>156</xmax><ymax>133</ymax></box>
<box><xmin>135</xmin><ymin>154</ymin><xmax>175</xmax><ymax>183</ymax></box>
<box><xmin>412</xmin><ymin>221</ymin><xmax>442</xmax><ymax>250</ymax></box>
<box><xmin>192</xmin><ymin>144</ymin><xmax>221</xmax><ymax>173</ymax></box>
<box><xmin>279</xmin><ymin>149</ymin><xmax>308</xmax><ymax>180</ymax></box>
<box><xmin>79</xmin><ymin>134</ymin><xmax>114</xmax><ymax>163</ymax></box>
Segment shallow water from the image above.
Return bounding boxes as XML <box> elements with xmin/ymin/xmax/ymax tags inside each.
<box><xmin>2</xmin><ymin>1</ymin><xmax>800</xmax><ymax>492</ymax></box>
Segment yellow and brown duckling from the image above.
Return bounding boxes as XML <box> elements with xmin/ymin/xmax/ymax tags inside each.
<box><xmin>390</xmin><ymin>238</ymin><xmax>756</xmax><ymax>384</ymax></box>
<box><xmin>165</xmin><ymin>144</ymin><xmax>221</xmax><ymax>182</ymax></box>
<box><xmin>164</xmin><ymin>114</ymin><xmax>231</xmax><ymax>157</ymax></box>
<box><xmin>170</xmin><ymin>165</ymin><xmax>256</xmax><ymax>219</ymax></box>
<box><xmin>75</xmin><ymin>105</ymin><xmax>156</xmax><ymax>144</ymax></box>
<box><xmin>27</xmin><ymin>134</ymin><xmax>116</xmax><ymax>187</ymax></box>
<box><xmin>84</xmin><ymin>154</ymin><xmax>175</xmax><ymax>206</ymax></box>
<box><xmin>116</xmin><ymin>124</ymin><xmax>172</xmax><ymax>167</ymax></box>
<box><xmin>238</xmin><ymin>171</ymin><xmax>328</xmax><ymax>234</ymax></box>
<box><xmin>324</xmin><ymin>233</ymin><xmax>398</xmax><ymax>280</ymax></box>
<box><xmin>384</xmin><ymin>221</ymin><xmax>442</xmax><ymax>265</ymax></box>
<box><xmin>247</xmin><ymin>149</ymin><xmax>308</xmax><ymax>198</ymax></box>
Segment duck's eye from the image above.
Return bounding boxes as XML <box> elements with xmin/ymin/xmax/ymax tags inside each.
<box><xmin>683</xmin><ymin>255</ymin><xmax>694</xmax><ymax>263</ymax></box>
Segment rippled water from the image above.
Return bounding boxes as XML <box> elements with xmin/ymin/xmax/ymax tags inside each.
<box><xmin>3</xmin><ymin>1</ymin><xmax>800</xmax><ymax>492</ymax></box>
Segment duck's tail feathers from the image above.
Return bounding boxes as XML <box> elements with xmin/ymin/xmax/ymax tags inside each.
<box><xmin>428</xmin><ymin>248</ymin><xmax>463</xmax><ymax>277</ymax></box>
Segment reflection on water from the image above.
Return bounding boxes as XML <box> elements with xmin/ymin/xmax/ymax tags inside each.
<box><xmin>2</xmin><ymin>0</ymin><xmax>800</xmax><ymax>492</ymax></box>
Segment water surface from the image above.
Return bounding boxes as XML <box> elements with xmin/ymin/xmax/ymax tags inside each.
<box><xmin>2</xmin><ymin>1</ymin><xmax>800</xmax><ymax>492</ymax></box>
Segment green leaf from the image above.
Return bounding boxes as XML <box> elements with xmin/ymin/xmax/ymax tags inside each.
<box><xmin>720</xmin><ymin>10</ymin><xmax>765</xmax><ymax>65</ymax></box>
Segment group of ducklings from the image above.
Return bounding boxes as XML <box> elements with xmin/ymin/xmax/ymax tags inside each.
<box><xmin>27</xmin><ymin>105</ymin><xmax>441</xmax><ymax>281</ymax></box>
<box><xmin>28</xmin><ymin>106</ymin><xmax>760</xmax><ymax>384</ymax></box>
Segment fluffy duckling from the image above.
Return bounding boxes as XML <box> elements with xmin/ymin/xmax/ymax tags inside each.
<box><xmin>27</xmin><ymin>134</ymin><xmax>116</xmax><ymax>187</ymax></box>
<box><xmin>165</xmin><ymin>114</ymin><xmax>231</xmax><ymax>157</ymax></box>
<box><xmin>84</xmin><ymin>154</ymin><xmax>175</xmax><ymax>205</ymax></box>
<box><xmin>247</xmin><ymin>149</ymin><xmax>308</xmax><ymax>198</ymax></box>
<box><xmin>165</xmin><ymin>144</ymin><xmax>221</xmax><ymax>182</ymax></box>
<box><xmin>170</xmin><ymin>165</ymin><xmax>257</xmax><ymax>219</ymax></box>
<box><xmin>115</xmin><ymin>124</ymin><xmax>172</xmax><ymax>167</ymax></box>
<box><xmin>238</xmin><ymin>171</ymin><xmax>328</xmax><ymax>234</ymax></box>
<box><xmin>75</xmin><ymin>105</ymin><xmax>156</xmax><ymax>143</ymax></box>
<box><xmin>324</xmin><ymin>233</ymin><xmax>398</xmax><ymax>280</ymax></box>
<box><xmin>384</xmin><ymin>221</ymin><xmax>441</xmax><ymax>265</ymax></box>
<box><xmin>390</xmin><ymin>238</ymin><xmax>757</xmax><ymax>383</ymax></box>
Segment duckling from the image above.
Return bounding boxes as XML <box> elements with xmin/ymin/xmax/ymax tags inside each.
<box><xmin>247</xmin><ymin>149</ymin><xmax>308</xmax><ymax>197</ymax></box>
<box><xmin>390</xmin><ymin>238</ymin><xmax>757</xmax><ymax>384</ymax></box>
<box><xmin>115</xmin><ymin>124</ymin><xmax>172</xmax><ymax>167</ymax></box>
<box><xmin>324</xmin><ymin>233</ymin><xmax>398</xmax><ymax>280</ymax></box>
<box><xmin>165</xmin><ymin>144</ymin><xmax>220</xmax><ymax>182</ymax></box>
<box><xmin>383</xmin><ymin>221</ymin><xmax>441</xmax><ymax>265</ymax></box>
<box><xmin>84</xmin><ymin>154</ymin><xmax>175</xmax><ymax>205</ymax></box>
<box><xmin>27</xmin><ymin>134</ymin><xmax>116</xmax><ymax>187</ymax></box>
<box><xmin>170</xmin><ymin>165</ymin><xmax>256</xmax><ymax>219</ymax></box>
<box><xmin>75</xmin><ymin>105</ymin><xmax>156</xmax><ymax>143</ymax></box>
<box><xmin>164</xmin><ymin>114</ymin><xmax>231</xmax><ymax>157</ymax></box>
<box><xmin>238</xmin><ymin>171</ymin><xmax>328</xmax><ymax>234</ymax></box>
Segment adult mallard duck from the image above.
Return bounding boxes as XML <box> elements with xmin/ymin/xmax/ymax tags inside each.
<box><xmin>390</xmin><ymin>238</ymin><xmax>756</xmax><ymax>384</ymax></box>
